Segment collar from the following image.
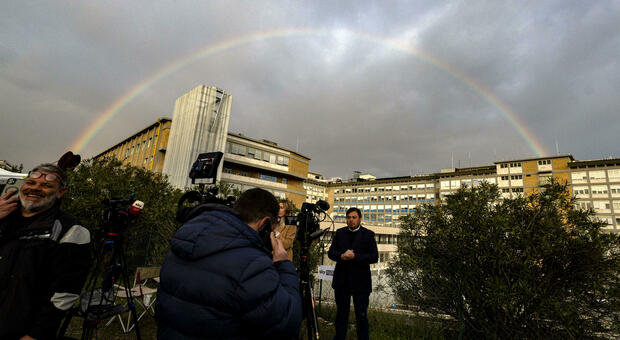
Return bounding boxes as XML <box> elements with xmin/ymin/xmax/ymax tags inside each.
<box><xmin>348</xmin><ymin>225</ymin><xmax>362</xmax><ymax>232</ymax></box>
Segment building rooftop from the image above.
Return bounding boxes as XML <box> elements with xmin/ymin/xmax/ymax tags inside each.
<box><xmin>493</xmin><ymin>154</ymin><xmax>574</xmax><ymax>164</ymax></box>
<box><xmin>568</xmin><ymin>157</ymin><xmax>620</xmax><ymax>167</ymax></box>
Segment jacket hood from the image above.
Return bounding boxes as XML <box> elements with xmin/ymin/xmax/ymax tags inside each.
<box><xmin>170</xmin><ymin>204</ymin><xmax>269</xmax><ymax>260</ymax></box>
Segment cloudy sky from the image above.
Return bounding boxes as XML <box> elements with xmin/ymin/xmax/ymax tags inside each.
<box><xmin>1</xmin><ymin>1</ymin><xmax>619</xmax><ymax>178</ymax></box>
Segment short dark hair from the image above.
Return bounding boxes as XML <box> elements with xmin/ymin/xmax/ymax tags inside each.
<box><xmin>346</xmin><ymin>207</ymin><xmax>362</xmax><ymax>219</ymax></box>
<box><xmin>234</xmin><ymin>188</ymin><xmax>279</xmax><ymax>224</ymax></box>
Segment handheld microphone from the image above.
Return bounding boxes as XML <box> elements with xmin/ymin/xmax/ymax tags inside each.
<box><xmin>129</xmin><ymin>200</ymin><xmax>144</xmax><ymax>216</ymax></box>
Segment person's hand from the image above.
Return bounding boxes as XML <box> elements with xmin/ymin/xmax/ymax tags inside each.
<box><xmin>341</xmin><ymin>249</ymin><xmax>355</xmax><ymax>260</ymax></box>
<box><xmin>271</xmin><ymin>232</ymin><xmax>288</xmax><ymax>262</ymax></box>
<box><xmin>20</xmin><ymin>335</ymin><xmax>37</xmax><ymax>340</ymax></box>
<box><xmin>0</xmin><ymin>189</ymin><xmax>19</xmax><ymax>219</ymax></box>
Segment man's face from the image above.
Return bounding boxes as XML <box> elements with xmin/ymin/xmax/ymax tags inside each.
<box><xmin>19</xmin><ymin>170</ymin><xmax>65</xmax><ymax>214</ymax></box>
<box><xmin>346</xmin><ymin>211</ymin><xmax>361</xmax><ymax>229</ymax></box>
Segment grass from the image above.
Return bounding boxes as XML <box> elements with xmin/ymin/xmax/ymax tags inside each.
<box><xmin>62</xmin><ymin>303</ymin><xmax>448</xmax><ymax>339</ymax></box>
<box><xmin>62</xmin><ymin>311</ymin><xmax>159</xmax><ymax>339</ymax></box>
<box><xmin>314</xmin><ymin>303</ymin><xmax>448</xmax><ymax>340</ymax></box>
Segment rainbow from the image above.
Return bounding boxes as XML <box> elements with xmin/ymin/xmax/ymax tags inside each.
<box><xmin>71</xmin><ymin>27</ymin><xmax>548</xmax><ymax>157</ymax></box>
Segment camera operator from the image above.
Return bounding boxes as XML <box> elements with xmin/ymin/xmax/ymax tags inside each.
<box><xmin>0</xmin><ymin>164</ymin><xmax>91</xmax><ymax>340</ymax></box>
<box><xmin>156</xmin><ymin>188</ymin><xmax>302</xmax><ymax>339</ymax></box>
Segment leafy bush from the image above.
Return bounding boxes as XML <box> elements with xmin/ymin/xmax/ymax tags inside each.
<box><xmin>387</xmin><ymin>181</ymin><xmax>620</xmax><ymax>339</ymax></box>
<box><xmin>62</xmin><ymin>157</ymin><xmax>182</xmax><ymax>268</ymax></box>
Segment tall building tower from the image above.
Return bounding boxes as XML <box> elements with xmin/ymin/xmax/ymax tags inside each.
<box><xmin>162</xmin><ymin>85</ymin><xmax>232</xmax><ymax>189</ymax></box>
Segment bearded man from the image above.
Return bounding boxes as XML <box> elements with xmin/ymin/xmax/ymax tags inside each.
<box><xmin>0</xmin><ymin>163</ymin><xmax>91</xmax><ymax>340</ymax></box>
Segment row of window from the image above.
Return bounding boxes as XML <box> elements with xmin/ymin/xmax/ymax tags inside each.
<box><xmin>440</xmin><ymin>178</ymin><xmax>496</xmax><ymax>189</ymax></box>
<box><xmin>500</xmin><ymin>175</ymin><xmax>523</xmax><ymax>180</ymax></box>
<box><xmin>334</xmin><ymin>184</ymin><xmax>434</xmax><ymax>194</ymax></box>
<box><xmin>122</xmin><ymin>136</ymin><xmax>155</xmax><ymax>158</ymax></box>
<box><xmin>223</xmin><ymin>167</ymin><xmax>288</xmax><ymax>184</ymax></box>
<box><xmin>325</xmin><ymin>232</ymin><xmax>399</xmax><ymax>245</ymax></box>
<box><xmin>501</xmin><ymin>188</ymin><xmax>524</xmax><ymax>193</ymax></box>
<box><xmin>574</xmin><ymin>186</ymin><xmax>620</xmax><ymax>195</ymax></box>
<box><xmin>572</xmin><ymin>170</ymin><xmax>620</xmax><ymax>181</ymax></box>
<box><xmin>594</xmin><ymin>217</ymin><xmax>620</xmax><ymax>226</ymax></box>
<box><xmin>576</xmin><ymin>201</ymin><xmax>620</xmax><ymax>211</ymax></box>
<box><xmin>499</xmin><ymin>160</ymin><xmax>556</xmax><ymax>168</ymax></box>
<box><xmin>334</xmin><ymin>194</ymin><xmax>435</xmax><ymax>202</ymax></box>
<box><xmin>333</xmin><ymin>207</ymin><xmax>417</xmax><ymax>214</ymax></box>
<box><xmin>226</xmin><ymin>142</ymin><xmax>290</xmax><ymax>166</ymax></box>
<box><xmin>334</xmin><ymin>215</ymin><xmax>395</xmax><ymax>223</ymax></box>
<box><xmin>333</xmin><ymin>206</ymin><xmax>420</xmax><ymax>211</ymax></box>
<box><xmin>500</xmin><ymin>162</ymin><xmax>522</xmax><ymax>168</ymax></box>
<box><xmin>303</xmin><ymin>184</ymin><xmax>326</xmax><ymax>194</ymax></box>
<box><xmin>225</xmin><ymin>182</ymin><xmax>286</xmax><ymax>199</ymax></box>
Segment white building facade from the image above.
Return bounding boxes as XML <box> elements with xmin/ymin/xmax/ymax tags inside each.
<box><xmin>162</xmin><ymin>85</ymin><xmax>232</xmax><ymax>189</ymax></box>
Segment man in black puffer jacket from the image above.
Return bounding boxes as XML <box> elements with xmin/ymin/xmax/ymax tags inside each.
<box><xmin>156</xmin><ymin>188</ymin><xmax>302</xmax><ymax>339</ymax></box>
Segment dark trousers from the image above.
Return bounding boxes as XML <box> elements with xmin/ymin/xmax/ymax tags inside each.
<box><xmin>333</xmin><ymin>289</ymin><xmax>370</xmax><ymax>340</ymax></box>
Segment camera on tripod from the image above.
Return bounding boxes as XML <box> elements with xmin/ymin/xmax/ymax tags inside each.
<box><xmin>102</xmin><ymin>196</ymin><xmax>144</xmax><ymax>234</ymax></box>
<box><xmin>176</xmin><ymin>152</ymin><xmax>236</xmax><ymax>223</ymax></box>
<box><xmin>288</xmin><ymin>200</ymin><xmax>331</xmax><ymax>340</ymax></box>
<box><xmin>57</xmin><ymin>194</ymin><xmax>146</xmax><ymax>339</ymax></box>
<box><xmin>289</xmin><ymin>200</ymin><xmax>330</xmax><ymax>247</ymax></box>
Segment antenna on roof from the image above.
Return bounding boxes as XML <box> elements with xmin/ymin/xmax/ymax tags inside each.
<box><xmin>555</xmin><ymin>139</ymin><xmax>560</xmax><ymax>155</ymax></box>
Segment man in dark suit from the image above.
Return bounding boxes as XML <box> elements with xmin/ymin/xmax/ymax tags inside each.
<box><xmin>327</xmin><ymin>207</ymin><xmax>378</xmax><ymax>340</ymax></box>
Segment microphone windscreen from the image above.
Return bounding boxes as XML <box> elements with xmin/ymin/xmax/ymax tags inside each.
<box><xmin>129</xmin><ymin>200</ymin><xmax>144</xmax><ymax>216</ymax></box>
<box><xmin>316</xmin><ymin>200</ymin><xmax>330</xmax><ymax>211</ymax></box>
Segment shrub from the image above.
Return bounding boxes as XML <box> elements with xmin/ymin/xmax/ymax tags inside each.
<box><xmin>387</xmin><ymin>181</ymin><xmax>620</xmax><ymax>339</ymax></box>
<box><xmin>62</xmin><ymin>157</ymin><xmax>182</xmax><ymax>268</ymax></box>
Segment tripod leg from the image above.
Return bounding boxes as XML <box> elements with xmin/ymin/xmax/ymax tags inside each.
<box><xmin>56</xmin><ymin>308</ymin><xmax>74</xmax><ymax>339</ymax></box>
<box><xmin>116</xmin><ymin>240</ymin><xmax>143</xmax><ymax>340</ymax></box>
<box><xmin>301</xmin><ymin>279</ymin><xmax>320</xmax><ymax>340</ymax></box>
<box><xmin>307</xmin><ymin>283</ymin><xmax>320</xmax><ymax>340</ymax></box>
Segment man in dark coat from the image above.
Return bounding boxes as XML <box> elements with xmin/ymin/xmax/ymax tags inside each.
<box><xmin>0</xmin><ymin>164</ymin><xmax>91</xmax><ymax>340</ymax></box>
<box><xmin>156</xmin><ymin>188</ymin><xmax>302</xmax><ymax>339</ymax></box>
<box><xmin>327</xmin><ymin>207</ymin><xmax>378</xmax><ymax>340</ymax></box>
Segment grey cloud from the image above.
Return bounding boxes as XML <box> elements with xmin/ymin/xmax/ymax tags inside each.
<box><xmin>1</xmin><ymin>1</ymin><xmax>618</xmax><ymax>176</ymax></box>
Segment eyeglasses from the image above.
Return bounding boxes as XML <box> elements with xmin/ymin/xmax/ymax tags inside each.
<box><xmin>28</xmin><ymin>171</ymin><xmax>60</xmax><ymax>182</ymax></box>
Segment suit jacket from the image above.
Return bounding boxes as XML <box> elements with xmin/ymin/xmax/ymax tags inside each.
<box><xmin>327</xmin><ymin>226</ymin><xmax>378</xmax><ymax>293</ymax></box>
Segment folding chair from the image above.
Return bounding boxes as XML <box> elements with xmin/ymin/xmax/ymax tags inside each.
<box><xmin>106</xmin><ymin>266</ymin><xmax>160</xmax><ymax>333</ymax></box>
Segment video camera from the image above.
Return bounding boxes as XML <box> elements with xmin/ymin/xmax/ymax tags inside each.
<box><xmin>288</xmin><ymin>200</ymin><xmax>330</xmax><ymax>247</ymax></box>
<box><xmin>176</xmin><ymin>152</ymin><xmax>236</xmax><ymax>223</ymax></box>
<box><xmin>101</xmin><ymin>194</ymin><xmax>144</xmax><ymax>235</ymax></box>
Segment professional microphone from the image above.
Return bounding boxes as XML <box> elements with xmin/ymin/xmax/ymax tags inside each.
<box><xmin>129</xmin><ymin>200</ymin><xmax>144</xmax><ymax>217</ymax></box>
